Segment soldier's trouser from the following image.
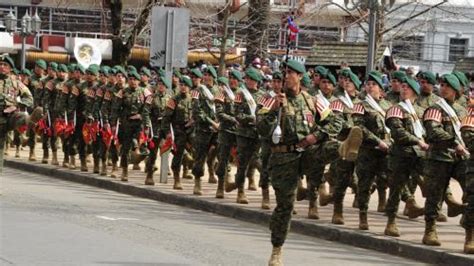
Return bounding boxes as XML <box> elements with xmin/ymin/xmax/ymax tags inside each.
<box><xmin>92</xmin><ymin>135</ymin><xmax>103</xmax><ymax>164</ymax></box>
<box><xmin>333</xmin><ymin>158</ymin><xmax>355</xmax><ymax>204</ymax></box>
<box><xmin>146</xmin><ymin>135</ymin><xmax>160</xmax><ymax>174</ymax></box>
<box><xmin>463</xmin><ymin>158</ymin><xmax>474</xmax><ymax>229</ymax></box>
<box><xmin>109</xmin><ymin>144</ymin><xmax>119</xmax><ymax>163</ymax></box>
<box><xmin>70</xmin><ymin>118</ymin><xmax>86</xmax><ymax>160</ymax></box>
<box><xmin>269</xmin><ymin>153</ymin><xmax>301</xmax><ymax>247</ymax></box>
<box><xmin>192</xmin><ymin>130</ymin><xmax>215</xmax><ymax>178</ymax></box>
<box><xmin>424</xmin><ymin>159</ymin><xmax>465</xmax><ymax>222</ymax></box>
<box><xmin>1</xmin><ymin>112</ymin><xmax>28</xmax><ymax>171</ymax></box>
<box><xmin>260</xmin><ymin>140</ymin><xmax>271</xmax><ymax>189</ymax></box>
<box><xmin>41</xmin><ymin>116</ymin><xmax>58</xmax><ymax>153</ymax></box>
<box><xmin>119</xmin><ymin>120</ymin><xmax>142</xmax><ymax>168</ymax></box>
<box><xmin>171</xmin><ymin>130</ymin><xmax>191</xmax><ymax>173</ymax></box>
<box><xmin>303</xmin><ymin>141</ymin><xmax>341</xmax><ymax>202</ymax></box>
<box><xmin>356</xmin><ymin>148</ymin><xmax>388</xmax><ymax>213</ymax></box>
<box><xmin>246</xmin><ymin>150</ymin><xmax>262</xmax><ymax>178</ymax></box>
<box><xmin>27</xmin><ymin>126</ymin><xmax>35</xmax><ymax>150</ymax></box>
<box><xmin>0</xmin><ymin>121</ymin><xmax>6</xmax><ymax>172</ymax></box>
<box><xmin>13</xmin><ymin>130</ymin><xmax>20</xmax><ymax>147</ymax></box>
<box><xmin>235</xmin><ymin>136</ymin><xmax>260</xmax><ymax>188</ymax></box>
<box><xmin>386</xmin><ymin>154</ymin><xmax>423</xmax><ymax>218</ymax></box>
<box><xmin>216</xmin><ymin>130</ymin><xmax>236</xmax><ymax>179</ymax></box>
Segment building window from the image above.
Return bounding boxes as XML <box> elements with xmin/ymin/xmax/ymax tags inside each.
<box><xmin>449</xmin><ymin>38</ymin><xmax>468</xmax><ymax>62</ymax></box>
<box><xmin>392</xmin><ymin>36</ymin><xmax>424</xmax><ymax>61</ymax></box>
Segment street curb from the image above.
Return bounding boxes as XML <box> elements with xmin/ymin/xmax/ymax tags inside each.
<box><xmin>5</xmin><ymin>159</ymin><xmax>474</xmax><ymax>265</ymax></box>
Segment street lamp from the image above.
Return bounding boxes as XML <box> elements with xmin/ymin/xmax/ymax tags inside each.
<box><xmin>3</xmin><ymin>9</ymin><xmax>42</xmax><ymax>70</ymax></box>
<box><xmin>344</xmin><ymin>0</ymin><xmax>395</xmax><ymax>77</ymax></box>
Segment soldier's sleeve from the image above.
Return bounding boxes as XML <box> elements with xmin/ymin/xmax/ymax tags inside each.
<box><xmin>423</xmin><ymin>107</ymin><xmax>456</xmax><ymax>145</ymax></box>
<box><xmin>386</xmin><ymin>106</ymin><xmax>419</xmax><ymax>146</ymax></box>
<box><xmin>100</xmin><ymin>89</ymin><xmax>112</xmax><ymax>123</ymax></box>
<box><xmin>461</xmin><ymin>115</ymin><xmax>474</xmax><ymax>152</ymax></box>
<box><xmin>18</xmin><ymin>81</ymin><xmax>33</xmax><ymax>108</ymax></box>
<box><xmin>67</xmin><ymin>84</ymin><xmax>80</xmax><ymax>115</ymax></box>
<box><xmin>312</xmin><ymin>111</ymin><xmax>342</xmax><ymax>142</ymax></box>
<box><xmin>110</xmin><ymin>89</ymin><xmax>124</xmax><ymax>126</ymax></box>
<box><xmin>352</xmin><ymin>103</ymin><xmax>383</xmax><ymax>146</ymax></box>
<box><xmin>84</xmin><ymin>90</ymin><xmax>95</xmax><ymax>120</ymax></box>
<box><xmin>41</xmin><ymin>84</ymin><xmax>51</xmax><ymax>112</ymax></box>
<box><xmin>235</xmin><ymin>94</ymin><xmax>256</xmax><ymax>125</ymax></box>
<box><xmin>256</xmin><ymin>109</ymin><xmax>278</xmax><ymax>138</ymax></box>
<box><xmin>161</xmin><ymin>98</ymin><xmax>176</xmax><ymax>135</ymax></box>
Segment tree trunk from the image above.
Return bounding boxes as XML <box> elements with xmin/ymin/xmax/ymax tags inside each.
<box><xmin>245</xmin><ymin>0</ymin><xmax>270</xmax><ymax>66</ymax></box>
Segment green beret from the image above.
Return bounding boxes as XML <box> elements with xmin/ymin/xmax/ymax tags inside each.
<box><xmin>128</xmin><ymin>70</ymin><xmax>141</xmax><ymax>80</ymax></box>
<box><xmin>320</xmin><ymin>69</ymin><xmax>337</xmax><ymax>86</ymax></box>
<box><xmin>272</xmin><ymin>71</ymin><xmax>283</xmax><ymax>80</ymax></box>
<box><xmin>203</xmin><ymin>66</ymin><xmax>217</xmax><ymax>79</ymax></box>
<box><xmin>67</xmin><ymin>63</ymin><xmax>76</xmax><ymax>72</ymax></box>
<box><xmin>108</xmin><ymin>67</ymin><xmax>117</xmax><ymax>75</ymax></box>
<box><xmin>158</xmin><ymin>75</ymin><xmax>171</xmax><ymax>89</ymax></box>
<box><xmin>402</xmin><ymin>77</ymin><xmax>421</xmax><ymax>95</ymax></box>
<box><xmin>283</xmin><ymin>59</ymin><xmax>306</xmax><ymax>74</ymax></box>
<box><xmin>140</xmin><ymin>67</ymin><xmax>152</xmax><ymax>77</ymax></box>
<box><xmin>48</xmin><ymin>62</ymin><xmax>58</xmax><ymax>72</ymax></box>
<box><xmin>245</xmin><ymin>67</ymin><xmax>262</xmax><ymax>82</ymax></box>
<box><xmin>339</xmin><ymin>69</ymin><xmax>351</xmax><ymax>77</ymax></box>
<box><xmin>77</xmin><ymin>65</ymin><xmax>86</xmax><ymax>74</ymax></box>
<box><xmin>1</xmin><ymin>54</ymin><xmax>17</xmax><ymax>69</ymax></box>
<box><xmin>12</xmin><ymin>68</ymin><xmax>20</xmax><ymax>75</ymax></box>
<box><xmin>230</xmin><ymin>70</ymin><xmax>243</xmax><ymax>82</ymax></box>
<box><xmin>181</xmin><ymin>75</ymin><xmax>193</xmax><ymax>88</ymax></box>
<box><xmin>190</xmin><ymin>68</ymin><xmax>203</xmax><ymax>78</ymax></box>
<box><xmin>35</xmin><ymin>59</ymin><xmax>47</xmax><ymax>70</ymax></box>
<box><xmin>21</xmin><ymin>68</ymin><xmax>32</xmax><ymax>76</ymax></box>
<box><xmin>368</xmin><ymin>71</ymin><xmax>384</xmax><ymax>89</ymax></box>
<box><xmin>452</xmin><ymin>71</ymin><xmax>468</xmax><ymax>87</ymax></box>
<box><xmin>86</xmin><ymin>64</ymin><xmax>100</xmax><ymax>75</ymax></box>
<box><xmin>314</xmin><ymin>66</ymin><xmax>327</xmax><ymax>76</ymax></box>
<box><xmin>113</xmin><ymin>66</ymin><xmax>127</xmax><ymax>77</ymax></box>
<box><xmin>58</xmin><ymin>64</ymin><xmax>69</xmax><ymax>73</ymax></box>
<box><xmin>348</xmin><ymin>72</ymin><xmax>361</xmax><ymax>90</ymax></box>
<box><xmin>173</xmin><ymin>69</ymin><xmax>182</xmax><ymax>79</ymax></box>
<box><xmin>99</xmin><ymin>66</ymin><xmax>111</xmax><ymax>75</ymax></box>
<box><xmin>127</xmin><ymin>65</ymin><xmax>137</xmax><ymax>73</ymax></box>
<box><xmin>392</xmin><ymin>71</ymin><xmax>406</xmax><ymax>81</ymax></box>
<box><xmin>217</xmin><ymin>76</ymin><xmax>229</xmax><ymax>87</ymax></box>
<box><xmin>301</xmin><ymin>72</ymin><xmax>311</xmax><ymax>88</ymax></box>
<box><xmin>442</xmin><ymin>73</ymin><xmax>461</xmax><ymax>92</ymax></box>
<box><xmin>418</xmin><ymin>71</ymin><xmax>437</xmax><ymax>85</ymax></box>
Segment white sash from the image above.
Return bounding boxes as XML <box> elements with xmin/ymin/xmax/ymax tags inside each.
<box><xmin>200</xmin><ymin>84</ymin><xmax>216</xmax><ymax>113</ymax></box>
<box><xmin>223</xmin><ymin>85</ymin><xmax>235</xmax><ymax>101</ymax></box>
<box><xmin>241</xmin><ymin>87</ymin><xmax>257</xmax><ymax>116</ymax></box>
<box><xmin>338</xmin><ymin>90</ymin><xmax>354</xmax><ymax>109</ymax></box>
<box><xmin>365</xmin><ymin>94</ymin><xmax>390</xmax><ymax>134</ymax></box>
<box><xmin>436</xmin><ymin>98</ymin><xmax>464</xmax><ymax>146</ymax></box>
<box><xmin>399</xmin><ymin>99</ymin><xmax>424</xmax><ymax>139</ymax></box>
<box><xmin>317</xmin><ymin>91</ymin><xmax>330</xmax><ymax>110</ymax></box>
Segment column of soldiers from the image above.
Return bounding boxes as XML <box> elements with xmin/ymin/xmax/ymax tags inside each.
<box><xmin>2</xmin><ymin>52</ymin><xmax>474</xmax><ymax>265</ymax></box>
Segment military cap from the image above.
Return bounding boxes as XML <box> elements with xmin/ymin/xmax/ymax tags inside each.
<box><xmin>283</xmin><ymin>59</ymin><xmax>306</xmax><ymax>74</ymax></box>
<box><xmin>99</xmin><ymin>65</ymin><xmax>111</xmax><ymax>75</ymax></box>
<box><xmin>181</xmin><ymin>75</ymin><xmax>193</xmax><ymax>88</ymax></box>
<box><xmin>48</xmin><ymin>62</ymin><xmax>58</xmax><ymax>72</ymax></box>
<box><xmin>217</xmin><ymin>76</ymin><xmax>229</xmax><ymax>87</ymax></box>
<box><xmin>347</xmin><ymin>71</ymin><xmax>361</xmax><ymax>90</ymax></box>
<box><xmin>301</xmin><ymin>72</ymin><xmax>311</xmax><ymax>88</ymax></box>
<box><xmin>272</xmin><ymin>71</ymin><xmax>283</xmax><ymax>80</ymax></box>
<box><xmin>67</xmin><ymin>63</ymin><xmax>77</xmax><ymax>72</ymax></box>
<box><xmin>58</xmin><ymin>64</ymin><xmax>69</xmax><ymax>73</ymax></box>
<box><xmin>368</xmin><ymin>71</ymin><xmax>384</xmax><ymax>89</ymax></box>
<box><xmin>391</xmin><ymin>71</ymin><xmax>406</xmax><ymax>81</ymax></box>
<box><xmin>86</xmin><ymin>64</ymin><xmax>100</xmax><ymax>75</ymax></box>
<box><xmin>77</xmin><ymin>65</ymin><xmax>86</xmax><ymax>74</ymax></box>
<box><xmin>418</xmin><ymin>71</ymin><xmax>437</xmax><ymax>85</ymax></box>
<box><xmin>157</xmin><ymin>75</ymin><xmax>171</xmax><ymax>89</ymax></box>
<box><xmin>452</xmin><ymin>71</ymin><xmax>468</xmax><ymax>87</ymax></box>
<box><xmin>12</xmin><ymin>68</ymin><xmax>20</xmax><ymax>75</ymax></box>
<box><xmin>320</xmin><ymin>69</ymin><xmax>337</xmax><ymax>86</ymax></box>
<box><xmin>128</xmin><ymin>70</ymin><xmax>141</xmax><ymax>80</ymax></box>
<box><xmin>108</xmin><ymin>67</ymin><xmax>117</xmax><ymax>75</ymax></box>
<box><xmin>35</xmin><ymin>59</ymin><xmax>47</xmax><ymax>70</ymax></box>
<box><xmin>173</xmin><ymin>69</ymin><xmax>182</xmax><ymax>79</ymax></box>
<box><xmin>190</xmin><ymin>68</ymin><xmax>203</xmax><ymax>78</ymax></box>
<box><xmin>140</xmin><ymin>67</ymin><xmax>152</xmax><ymax>77</ymax></box>
<box><xmin>229</xmin><ymin>69</ymin><xmax>243</xmax><ymax>82</ymax></box>
<box><xmin>127</xmin><ymin>65</ymin><xmax>137</xmax><ymax>73</ymax></box>
<box><xmin>339</xmin><ymin>68</ymin><xmax>351</xmax><ymax>77</ymax></box>
<box><xmin>402</xmin><ymin>77</ymin><xmax>421</xmax><ymax>95</ymax></box>
<box><xmin>441</xmin><ymin>73</ymin><xmax>461</xmax><ymax>92</ymax></box>
<box><xmin>203</xmin><ymin>66</ymin><xmax>217</xmax><ymax>79</ymax></box>
<box><xmin>21</xmin><ymin>68</ymin><xmax>32</xmax><ymax>76</ymax></box>
<box><xmin>314</xmin><ymin>66</ymin><xmax>327</xmax><ymax>76</ymax></box>
<box><xmin>113</xmin><ymin>65</ymin><xmax>127</xmax><ymax>77</ymax></box>
<box><xmin>0</xmin><ymin>53</ymin><xmax>15</xmax><ymax>69</ymax></box>
<box><xmin>245</xmin><ymin>67</ymin><xmax>262</xmax><ymax>82</ymax></box>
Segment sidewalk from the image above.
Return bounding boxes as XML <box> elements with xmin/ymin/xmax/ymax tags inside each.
<box><xmin>3</xmin><ymin>146</ymin><xmax>473</xmax><ymax>265</ymax></box>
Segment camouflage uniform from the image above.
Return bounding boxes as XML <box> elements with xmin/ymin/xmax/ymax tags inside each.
<box><xmin>41</xmin><ymin>73</ymin><xmax>62</xmax><ymax>164</ymax></box>
<box><xmin>461</xmin><ymin>106</ymin><xmax>474</xmax><ymax>253</ymax></box>
<box><xmin>28</xmin><ymin>71</ymin><xmax>45</xmax><ymax>156</ymax></box>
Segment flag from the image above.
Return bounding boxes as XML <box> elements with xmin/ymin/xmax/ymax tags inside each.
<box><xmin>102</xmin><ymin>125</ymin><xmax>113</xmax><ymax>148</ymax></box>
<box><xmin>287</xmin><ymin>16</ymin><xmax>299</xmax><ymax>42</ymax></box>
<box><xmin>160</xmin><ymin>126</ymin><xmax>176</xmax><ymax>155</ymax></box>
<box><xmin>54</xmin><ymin>118</ymin><xmax>67</xmax><ymax>136</ymax></box>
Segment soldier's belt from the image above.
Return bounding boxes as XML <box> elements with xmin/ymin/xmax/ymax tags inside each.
<box><xmin>271</xmin><ymin>144</ymin><xmax>299</xmax><ymax>153</ymax></box>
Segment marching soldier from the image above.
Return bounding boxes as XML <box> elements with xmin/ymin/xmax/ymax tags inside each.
<box><xmin>27</xmin><ymin>59</ymin><xmax>47</xmax><ymax>161</ymax></box>
<box><xmin>453</xmin><ymin>71</ymin><xmax>469</xmax><ymax>108</ymax></box>
<box><xmin>422</xmin><ymin>73</ymin><xmax>468</xmax><ymax>246</ymax></box>
<box><xmin>385</xmin><ymin>71</ymin><xmax>406</xmax><ymax>104</ymax></box>
<box><xmin>384</xmin><ymin>77</ymin><xmax>427</xmax><ymax>237</ymax></box>
<box><xmin>461</xmin><ymin>103</ymin><xmax>474</xmax><ymax>253</ymax></box>
<box><xmin>162</xmin><ymin>75</ymin><xmax>194</xmax><ymax>190</ymax></box>
<box><xmin>39</xmin><ymin>62</ymin><xmax>59</xmax><ymax>164</ymax></box>
<box><xmin>0</xmin><ymin>54</ymin><xmax>34</xmax><ymax>171</ymax></box>
<box><xmin>83</xmin><ymin>65</ymin><xmax>101</xmax><ymax>173</ymax></box>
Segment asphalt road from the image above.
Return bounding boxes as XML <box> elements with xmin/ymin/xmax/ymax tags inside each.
<box><xmin>0</xmin><ymin>168</ymin><xmax>426</xmax><ymax>266</ymax></box>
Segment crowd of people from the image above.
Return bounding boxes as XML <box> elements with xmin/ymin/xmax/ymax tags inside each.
<box><xmin>1</xmin><ymin>52</ymin><xmax>474</xmax><ymax>265</ymax></box>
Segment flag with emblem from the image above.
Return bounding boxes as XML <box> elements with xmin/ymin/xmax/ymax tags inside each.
<box><xmin>352</xmin><ymin>103</ymin><xmax>365</xmax><ymax>115</ymax></box>
<box><xmin>214</xmin><ymin>91</ymin><xmax>225</xmax><ymax>103</ymax></box>
<box><xmin>167</xmin><ymin>98</ymin><xmax>176</xmax><ymax>110</ymax></box>
<box><xmin>386</xmin><ymin>106</ymin><xmax>403</xmax><ymax>119</ymax></box>
<box><xmin>329</xmin><ymin>100</ymin><xmax>344</xmax><ymax>113</ymax></box>
<box><xmin>258</xmin><ymin>96</ymin><xmax>276</xmax><ymax>113</ymax></box>
<box><xmin>234</xmin><ymin>93</ymin><xmax>242</xmax><ymax>104</ymax></box>
<box><xmin>461</xmin><ymin>116</ymin><xmax>474</xmax><ymax>128</ymax></box>
<box><xmin>71</xmin><ymin>86</ymin><xmax>79</xmax><ymax>96</ymax></box>
<box><xmin>104</xmin><ymin>91</ymin><xmax>111</xmax><ymax>101</ymax></box>
<box><xmin>87</xmin><ymin>89</ymin><xmax>95</xmax><ymax>98</ymax></box>
<box><xmin>315</xmin><ymin>96</ymin><xmax>331</xmax><ymax>121</ymax></box>
<box><xmin>82</xmin><ymin>122</ymin><xmax>93</xmax><ymax>145</ymax></box>
<box><xmin>424</xmin><ymin>108</ymin><xmax>442</xmax><ymax>123</ymax></box>
<box><xmin>191</xmin><ymin>90</ymin><xmax>200</xmax><ymax>99</ymax></box>
<box><xmin>101</xmin><ymin>124</ymin><xmax>113</xmax><ymax>148</ymax></box>
<box><xmin>468</xmin><ymin>107</ymin><xmax>474</xmax><ymax>116</ymax></box>
<box><xmin>96</xmin><ymin>89</ymin><xmax>103</xmax><ymax>97</ymax></box>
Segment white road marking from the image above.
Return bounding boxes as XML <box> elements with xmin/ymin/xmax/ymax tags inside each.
<box><xmin>96</xmin><ymin>215</ymin><xmax>139</xmax><ymax>221</ymax></box>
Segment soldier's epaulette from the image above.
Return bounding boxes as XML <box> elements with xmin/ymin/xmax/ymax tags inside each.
<box><xmin>214</xmin><ymin>91</ymin><xmax>225</xmax><ymax>103</ymax></box>
<box><xmin>144</xmin><ymin>88</ymin><xmax>153</xmax><ymax>98</ymax></box>
<box><xmin>46</xmin><ymin>81</ymin><xmax>54</xmax><ymax>91</ymax></box>
<box><xmin>386</xmin><ymin>106</ymin><xmax>403</xmax><ymax>120</ymax></box>
<box><xmin>166</xmin><ymin>98</ymin><xmax>176</xmax><ymax>110</ymax></box>
<box><xmin>145</xmin><ymin>95</ymin><xmax>153</xmax><ymax>104</ymax></box>
<box><xmin>259</xmin><ymin>96</ymin><xmax>275</xmax><ymax>109</ymax></box>
<box><xmin>71</xmin><ymin>86</ymin><xmax>80</xmax><ymax>96</ymax></box>
<box><xmin>96</xmin><ymin>88</ymin><xmax>103</xmax><ymax>98</ymax></box>
<box><xmin>104</xmin><ymin>90</ymin><xmax>111</xmax><ymax>101</ymax></box>
<box><xmin>423</xmin><ymin>108</ymin><xmax>442</xmax><ymax>123</ymax></box>
<box><xmin>329</xmin><ymin>100</ymin><xmax>344</xmax><ymax>113</ymax></box>
<box><xmin>87</xmin><ymin>89</ymin><xmax>95</xmax><ymax>98</ymax></box>
<box><xmin>461</xmin><ymin>116</ymin><xmax>474</xmax><ymax>128</ymax></box>
<box><xmin>191</xmin><ymin>89</ymin><xmax>200</xmax><ymax>99</ymax></box>
<box><xmin>116</xmin><ymin>89</ymin><xmax>124</xmax><ymax>99</ymax></box>
<box><xmin>234</xmin><ymin>93</ymin><xmax>242</xmax><ymax>104</ymax></box>
<box><xmin>352</xmin><ymin>103</ymin><xmax>365</xmax><ymax>115</ymax></box>
<box><xmin>61</xmin><ymin>84</ymin><xmax>69</xmax><ymax>94</ymax></box>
